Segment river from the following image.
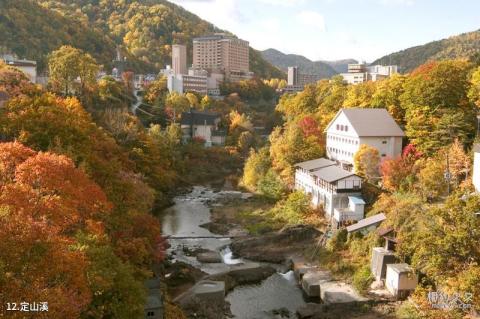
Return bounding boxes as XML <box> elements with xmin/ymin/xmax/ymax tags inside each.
<box><xmin>161</xmin><ymin>186</ymin><xmax>307</xmax><ymax>319</ymax></box>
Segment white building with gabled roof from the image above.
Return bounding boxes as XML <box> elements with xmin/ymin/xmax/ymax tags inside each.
<box><xmin>325</xmin><ymin>108</ymin><xmax>405</xmax><ymax>171</ymax></box>
<box><xmin>294</xmin><ymin>158</ymin><xmax>365</xmax><ymax>227</ymax></box>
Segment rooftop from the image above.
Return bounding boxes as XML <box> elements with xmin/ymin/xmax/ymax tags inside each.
<box><xmin>294</xmin><ymin>158</ymin><xmax>336</xmax><ymax>171</ymax></box>
<box><xmin>180</xmin><ymin>109</ymin><xmax>220</xmax><ymax>126</ymax></box>
<box><xmin>474</xmin><ymin>144</ymin><xmax>480</xmax><ymax>153</ymax></box>
<box><xmin>312</xmin><ymin>165</ymin><xmax>357</xmax><ymax>183</ymax></box>
<box><xmin>346</xmin><ymin>213</ymin><xmax>386</xmax><ymax>233</ymax></box>
<box><xmin>387</xmin><ymin>263</ymin><xmax>414</xmax><ymax>274</ymax></box>
<box><xmin>327</xmin><ymin>108</ymin><xmax>405</xmax><ymax>137</ymax></box>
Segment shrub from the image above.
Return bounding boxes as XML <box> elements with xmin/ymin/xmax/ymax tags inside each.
<box><xmin>257</xmin><ymin>169</ymin><xmax>286</xmax><ymax>200</ymax></box>
<box><xmin>352</xmin><ymin>265</ymin><xmax>374</xmax><ymax>294</ymax></box>
<box><xmin>396</xmin><ymin>301</ymin><xmax>422</xmax><ymax>319</ymax></box>
<box><xmin>326</xmin><ymin>228</ymin><xmax>348</xmax><ymax>251</ymax></box>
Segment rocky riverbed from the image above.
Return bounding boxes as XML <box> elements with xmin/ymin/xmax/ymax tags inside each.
<box><xmin>161</xmin><ymin>186</ymin><xmax>399</xmax><ymax>319</ymax></box>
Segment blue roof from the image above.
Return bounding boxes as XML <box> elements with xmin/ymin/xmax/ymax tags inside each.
<box><xmin>348</xmin><ymin>196</ymin><xmax>366</xmax><ymax>205</ymax></box>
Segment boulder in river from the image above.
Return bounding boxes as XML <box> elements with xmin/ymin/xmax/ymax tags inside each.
<box><xmin>197</xmin><ymin>250</ymin><xmax>223</xmax><ymax>263</ymax></box>
<box><xmin>231</xmin><ymin>225</ymin><xmax>322</xmax><ymax>263</ymax></box>
<box><xmin>206</xmin><ymin>263</ymin><xmax>277</xmax><ymax>291</ymax></box>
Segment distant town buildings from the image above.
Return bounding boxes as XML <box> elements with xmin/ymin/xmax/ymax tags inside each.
<box><xmin>1</xmin><ymin>54</ymin><xmax>37</xmax><ymax>83</ymax></box>
<box><xmin>167</xmin><ymin>34</ymin><xmax>251</xmax><ymax>97</ymax></box>
<box><xmin>192</xmin><ymin>33</ymin><xmax>252</xmax><ymax>82</ymax></box>
<box><xmin>325</xmin><ymin>108</ymin><xmax>405</xmax><ymax>171</ymax></box>
<box><xmin>283</xmin><ymin>66</ymin><xmax>322</xmax><ymax>93</ymax></box>
<box><xmin>172</xmin><ymin>44</ymin><xmax>188</xmax><ymax>75</ymax></box>
<box><xmin>180</xmin><ymin>109</ymin><xmax>226</xmax><ymax>147</ymax></box>
<box><xmin>341</xmin><ymin>63</ymin><xmax>398</xmax><ymax>84</ymax></box>
<box><xmin>168</xmin><ymin>72</ymin><xmax>208</xmax><ymax>95</ymax></box>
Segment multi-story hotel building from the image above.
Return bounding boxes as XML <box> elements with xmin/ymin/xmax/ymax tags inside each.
<box><xmin>172</xmin><ymin>44</ymin><xmax>187</xmax><ymax>75</ymax></box>
<box><xmin>283</xmin><ymin>66</ymin><xmax>322</xmax><ymax>93</ymax></box>
<box><xmin>192</xmin><ymin>34</ymin><xmax>251</xmax><ymax>81</ymax></box>
<box><xmin>325</xmin><ymin>108</ymin><xmax>405</xmax><ymax>171</ymax></box>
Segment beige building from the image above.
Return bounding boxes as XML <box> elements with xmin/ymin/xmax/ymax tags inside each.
<box><xmin>341</xmin><ymin>63</ymin><xmax>398</xmax><ymax>85</ymax></box>
<box><xmin>167</xmin><ymin>73</ymin><xmax>207</xmax><ymax>95</ymax></box>
<box><xmin>193</xmin><ymin>34</ymin><xmax>251</xmax><ymax>81</ymax></box>
<box><xmin>1</xmin><ymin>54</ymin><xmax>37</xmax><ymax>83</ymax></box>
<box><xmin>172</xmin><ymin>44</ymin><xmax>187</xmax><ymax>75</ymax></box>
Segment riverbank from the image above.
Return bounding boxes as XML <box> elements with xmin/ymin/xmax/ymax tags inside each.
<box><xmin>204</xmin><ymin>189</ymin><xmax>404</xmax><ymax>319</ymax></box>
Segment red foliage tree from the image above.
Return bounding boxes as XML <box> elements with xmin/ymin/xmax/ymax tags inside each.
<box><xmin>298</xmin><ymin>116</ymin><xmax>321</xmax><ymax>138</ymax></box>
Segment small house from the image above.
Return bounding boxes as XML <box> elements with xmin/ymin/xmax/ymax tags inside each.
<box><xmin>144</xmin><ymin>278</ymin><xmax>164</xmax><ymax>319</ymax></box>
<box><xmin>294</xmin><ymin>158</ymin><xmax>366</xmax><ymax>227</ymax></box>
<box><xmin>180</xmin><ymin>109</ymin><xmax>225</xmax><ymax>147</ymax></box>
<box><xmin>385</xmin><ymin>263</ymin><xmax>418</xmax><ymax>299</ymax></box>
<box><xmin>378</xmin><ymin>227</ymin><xmax>398</xmax><ymax>251</ymax></box>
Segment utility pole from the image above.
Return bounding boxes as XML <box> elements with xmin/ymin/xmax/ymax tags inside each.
<box><xmin>445</xmin><ymin>152</ymin><xmax>451</xmax><ymax>195</ymax></box>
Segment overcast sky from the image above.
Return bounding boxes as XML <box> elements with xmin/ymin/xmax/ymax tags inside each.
<box><xmin>170</xmin><ymin>0</ymin><xmax>480</xmax><ymax>62</ymax></box>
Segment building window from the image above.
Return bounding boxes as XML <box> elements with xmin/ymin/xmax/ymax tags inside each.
<box><xmin>345</xmin><ymin>126</ymin><xmax>348</xmax><ymax>131</ymax></box>
<box><xmin>382</xmin><ymin>154</ymin><xmax>386</xmax><ymax>157</ymax></box>
<box><xmin>147</xmin><ymin>311</ymin><xmax>155</xmax><ymax>317</ymax></box>
<box><xmin>336</xmin><ymin>124</ymin><xmax>340</xmax><ymax>130</ymax></box>
<box><xmin>382</xmin><ymin>141</ymin><xmax>387</xmax><ymax>144</ymax></box>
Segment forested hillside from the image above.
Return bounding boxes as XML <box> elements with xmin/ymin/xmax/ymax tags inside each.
<box><xmin>0</xmin><ymin>0</ymin><xmax>118</xmax><ymax>70</ymax></box>
<box><xmin>373</xmin><ymin>29</ymin><xmax>480</xmax><ymax>72</ymax></box>
<box><xmin>0</xmin><ymin>0</ymin><xmax>283</xmax><ymax>77</ymax></box>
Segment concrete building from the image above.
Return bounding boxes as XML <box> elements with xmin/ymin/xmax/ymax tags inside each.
<box><xmin>325</xmin><ymin>108</ymin><xmax>405</xmax><ymax>171</ymax></box>
<box><xmin>473</xmin><ymin>144</ymin><xmax>480</xmax><ymax>192</ymax></box>
<box><xmin>172</xmin><ymin>44</ymin><xmax>187</xmax><ymax>75</ymax></box>
<box><xmin>167</xmin><ymin>73</ymin><xmax>208</xmax><ymax>95</ymax></box>
<box><xmin>371</xmin><ymin>247</ymin><xmax>397</xmax><ymax>281</ymax></box>
<box><xmin>287</xmin><ymin>66</ymin><xmax>299</xmax><ymax>86</ymax></box>
<box><xmin>294</xmin><ymin>158</ymin><xmax>365</xmax><ymax>227</ymax></box>
<box><xmin>341</xmin><ymin>63</ymin><xmax>398</xmax><ymax>84</ymax></box>
<box><xmin>385</xmin><ymin>264</ymin><xmax>418</xmax><ymax>299</ymax></box>
<box><xmin>193</xmin><ymin>34</ymin><xmax>251</xmax><ymax>81</ymax></box>
<box><xmin>1</xmin><ymin>54</ymin><xmax>37</xmax><ymax>83</ymax></box>
<box><xmin>180</xmin><ymin>109</ymin><xmax>226</xmax><ymax>147</ymax></box>
<box><xmin>286</xmin><ymin>66</ymin><xmax>322</xmax><ymax>92</ymax></box>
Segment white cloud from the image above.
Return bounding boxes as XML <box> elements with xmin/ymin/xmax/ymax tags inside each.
<box><xmin>378</xmin><ymin>0</ymin><xmax>415</xmax><ymax>6</ymax></box>
<box><xmin>258</xmin><ymin>0</ymin><xmax>306</xmax><ymax>6</ymax></box>
<box><xmin>296</xmin><ymin>10</ymin><xmax>326</xmax><ymax>31</ymax></box>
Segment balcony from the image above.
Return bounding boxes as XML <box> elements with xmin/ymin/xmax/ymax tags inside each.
<box><xmin>333</xmin><ymin>208</ymin><xmax>363</xmax><ymax>223</ymax></box>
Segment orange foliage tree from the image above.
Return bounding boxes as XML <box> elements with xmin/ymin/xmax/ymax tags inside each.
<box><xmin>0</xmin><ymin>142</ymin><xmax>112</xmax><ymax>318</ymax></box>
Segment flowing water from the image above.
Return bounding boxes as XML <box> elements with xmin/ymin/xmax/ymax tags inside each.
<box><xmin>161</xmin><ymin>186</ymin><xmax>307</xmax><ymax>318</ymax></box>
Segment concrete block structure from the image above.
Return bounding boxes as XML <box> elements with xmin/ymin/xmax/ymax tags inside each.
<box><xmin>371</xmin><ymin>247</ymin><xmax>397</xmax><ymax>281</ymax></box>
<box><xmin>385</xmin><ymin>263</ymin><xmax>418</xmax><ymax>299</ymax></box>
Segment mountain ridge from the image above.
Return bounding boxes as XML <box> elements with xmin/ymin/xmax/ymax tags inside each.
<box><xmin>261</xmin><ymin>48</ymin><xmax>357</xmax><ymax>79</ymax></box>
<box><xmin>0</xmin><ymin>0</ymin><xmax>284</xmax><ymax>78</ymax></box>
<box><xmin>372</xmin><ymin>29</ymin><xmax>480</xmax><ymax>72</ymax></box>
